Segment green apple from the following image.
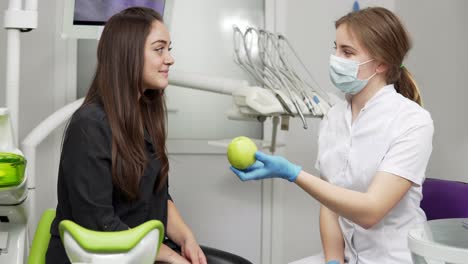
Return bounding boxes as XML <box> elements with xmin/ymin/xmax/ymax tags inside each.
<box><xmin>227</xmin><ymin>136</ymin><xmax>258</xmax><ymax>169</ymax></box>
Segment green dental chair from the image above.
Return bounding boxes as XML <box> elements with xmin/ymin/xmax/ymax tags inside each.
<box><xmin>28</xmin><ymin>209</ymin><xmax>56</xmax><ymax>264</ymax></box>
<box><xmin>28</xmin><ymin>209</ymin><xmax>164</xmax><ymax>264</ymax></box>
<box><xmin>28</xmin><ymin>209</ymin><xmax>254</xmax><ymax>264</ymax></box>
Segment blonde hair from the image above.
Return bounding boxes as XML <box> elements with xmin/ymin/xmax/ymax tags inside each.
<box><xmin>336</xmin><ymin>7</ymin><xmax>422</xmax><ymax>105</ymax></box>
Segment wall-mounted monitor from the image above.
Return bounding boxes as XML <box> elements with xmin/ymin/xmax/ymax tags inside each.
<box><xmin>62</xmin><ymin>0</ymin><xmax>173</xmax><ymax>39</ymax></box>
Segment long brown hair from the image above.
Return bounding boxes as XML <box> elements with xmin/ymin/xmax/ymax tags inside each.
<box><xmin>336</xmin><ymin>7</ymin><xmax>422</xmax><ymax>105</ymax></box>
<box><xmin>83</xmin><ymin>7</ymin><xmax>169</xmax><ymax>200</ymax></box>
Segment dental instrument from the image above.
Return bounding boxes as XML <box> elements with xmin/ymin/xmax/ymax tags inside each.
<box><xmin>233</xmin><ymin>26</ymin><xmax>295</xmax><ymax>116</ymax></box>
<box><xmin>231</xmin><ymin>25</ymin><xmax>333</xmax><ymax>127</ymax></box>
<box><xmin>255</xmin><ymin>30</ymin><xmax>308</xmax><ymax>128</ymax></box>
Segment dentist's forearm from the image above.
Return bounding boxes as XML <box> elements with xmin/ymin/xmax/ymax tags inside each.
<box><xmin>295</xmin><ymin>171</ymin><xmax>377</xmax><ymax>229</ymax></box>
<box><xmin>295</xmin><ymin>170</ymin><xmax>412</xmax><ymax>229</ymax></box>
<box><xmin>320</xmin><ymin>205</ymin><xmax>345</xmax><ymax>263</ymax></box>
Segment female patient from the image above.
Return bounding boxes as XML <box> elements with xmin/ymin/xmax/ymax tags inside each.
<box><xmin>231</xmin><ymin>7</ymin><xmax>433</xmax><ymax>264</ymax></box>
<box><xmin>46</xmin><ymin>7</ymin><xmax>206</xmax><ymax>264</ymax></box>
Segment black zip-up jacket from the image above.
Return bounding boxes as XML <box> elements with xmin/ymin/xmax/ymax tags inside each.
<box><xmin>46</xmin><ymin>102</ymin><xmax>171</xmax><ymax>263</ymax></box>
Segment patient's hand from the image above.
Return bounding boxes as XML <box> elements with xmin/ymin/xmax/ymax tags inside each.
<box><xmin>181</xmin><ymin>236</ymin><xmax>207</xmax><ymax>264</ymax></box>
<box><xmin>169</xmin><ymin>254</ymin><xmax>191</xmax><ymax>264</ymax></box>
<box><xmin>159</xmin><ymin>252</ymin><xmax>190</xmax><ymax>264</ymax></box>
<box><xmin>155</xmin><ymin>243</ymin><xmax>190</xmax><ymax>264</ymax></box>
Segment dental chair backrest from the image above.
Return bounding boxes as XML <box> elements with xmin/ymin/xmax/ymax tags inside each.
<box><xmin>421</xmin><ymin>178</ymin><xmax>468</xmax><ymax>220</ymax></box>
<box><xmin>28</xmin><ymin>209</ymin><xmax>56</xmax><ymax>264</ymax></box>
<box><xmin>59</xmin><ymin>219</ymin><xmax>164</xmax><ymax>264</ymax></box>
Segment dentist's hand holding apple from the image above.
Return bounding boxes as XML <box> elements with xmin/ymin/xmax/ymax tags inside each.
<box><xmin>227</xmin><ymin>136</ymin><xmax>302</xmax><ymax>182</ymax></box>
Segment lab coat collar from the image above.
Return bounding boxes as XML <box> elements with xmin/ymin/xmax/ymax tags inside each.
<box><xmin>346</xmin><ymin>84</ymin><xmax>396</xmax><ymax>111</ymax></box>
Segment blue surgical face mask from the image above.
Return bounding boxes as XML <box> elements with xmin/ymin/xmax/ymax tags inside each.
<box><xmin>329</xmin><ymin>54</ymin><xmax>377</xmax><ymax>95</ymax></box>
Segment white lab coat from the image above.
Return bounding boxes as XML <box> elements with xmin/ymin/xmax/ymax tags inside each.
<box><xmin>314</xmin><ymin>84</ymin><xmax>434</xmax><ymax>264</ymax></box>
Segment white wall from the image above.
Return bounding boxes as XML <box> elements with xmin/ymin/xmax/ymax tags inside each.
<box><xmin>396</xmin><ymin>0</ymin><xmax>468</xmax><ymax>183</ymax></box>
<box><xmin>166</xmin><ymin>0</ymin><xmax>264</xmax><ymax>140</ymax></box>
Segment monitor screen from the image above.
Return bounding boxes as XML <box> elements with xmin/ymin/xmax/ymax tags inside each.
<box><xmin>63</xmin><ymin>0</ymin><xmax>173</xmax><ymax>39</ymax></box>
<box><xmin>73</xmin><ymin>0</ymin><xmax>166</xmax><ymax>26</ymax></box>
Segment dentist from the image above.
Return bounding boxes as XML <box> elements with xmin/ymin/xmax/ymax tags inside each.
<box><xmin>231</xmin><ymin>7</ymin><xmax>433</xmax><ymax>264</ymax></box>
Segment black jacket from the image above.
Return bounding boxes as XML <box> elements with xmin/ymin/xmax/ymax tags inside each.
<box><xmin>46</xmin><ymin>102</ymin><xmax>171</xmax><ymax>264</ymax></box>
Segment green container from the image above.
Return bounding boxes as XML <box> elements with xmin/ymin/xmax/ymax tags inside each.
<box><xmin>0</xmin><ymin>152</ymin><xmax>26</xmax><ymax>188</ymax></box>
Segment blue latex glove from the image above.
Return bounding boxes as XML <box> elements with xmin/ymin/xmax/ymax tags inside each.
<box><xmin>230</xmin><ymin>151</ymin><xmax>302</xmax><ymax>182</ymax></box>
<box><xmin>326</xmin><ymin>261</ymin><xmax>340</xmax><ymax>264</ymax></box>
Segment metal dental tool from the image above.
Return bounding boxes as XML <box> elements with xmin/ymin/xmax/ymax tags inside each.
<box><xmin>231</xmin><ymin>25</ymin><xmax>333</xmax><ymax>130</ymax></box>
